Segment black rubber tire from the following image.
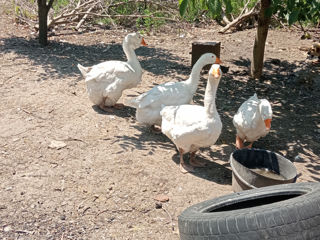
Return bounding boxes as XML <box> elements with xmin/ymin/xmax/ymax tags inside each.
<box><xmin>178</xmin><ymin>182</ymin><xmax>320</xmax><ymax>240</ymax></box>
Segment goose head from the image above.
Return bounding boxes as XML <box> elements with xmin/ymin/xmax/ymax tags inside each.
<box><xmin>209</xmin><ymin>64</ymin><xmax>222</xmax><ymax>83</ymax></box>
<box><xmin>197</xmin><ymin>53</ymin><xmax>222</xmax><ymax>67</ymax></box>
<box><xmin>259</xmin><ymin>99</ymin><xmax>272</xmax><ymax>130</ymax></box>
<box><xmin>125</xmin><ymin>32</ymin><xmax>147</xmax><ymax>49</ymax></box>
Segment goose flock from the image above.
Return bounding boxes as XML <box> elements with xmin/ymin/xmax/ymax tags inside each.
<box><xmin>78</xmin><ymin>32</ymin><xmax>273</xmax><ymax>174</ymax></box>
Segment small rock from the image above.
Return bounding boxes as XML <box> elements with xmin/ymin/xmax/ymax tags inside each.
<box><xmin>4</xmin><ymin>225</ymin><xmax>11</xmax><ymax>232</ymax></box>
<box><xmin>60</xmin><ymin>215</ymin><xmax>66</xmax><ymax>220</ymax></box>
<box><xmin>294</xmin><ymin>155</ymin><xmax>304</xmax><ymax>162</ymax></box>
<box><xmin>153</xmin><ymin>194</ymin><xmax>169</xmax><ymax>203</ymax></box>
<box><xmin>48</xmin><ymin>140</ymin><xmax>66</xmax><ymax>150</ymax></box>
<box><xmin>155</xmin><ymin>202</ymin><xmax>162</xmax><ymax>209</ymax></box>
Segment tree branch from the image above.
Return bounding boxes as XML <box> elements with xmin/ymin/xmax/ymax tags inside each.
<box><xmin>47</xmin><ymin>0</ymin><xmax>97</xmax><ymax>29</ymax></box>
<box><xmin>219</xmin><ymin>2</ymin><xmax>260</xmax><ymax>33</ymax></box>
<box><xmin>76</xmin><ymin>11</ymin><xmax>178</xmax><ymax>22</ymax></box>
<box><xmin>46</xmin><ymin>0</ymin><xmax>55</xmax><ymax>14</ymax></box>
<box><xmin>75</xmin><ymin>5</ymin><xmax>95</xmax><ymax>30</ymax></box>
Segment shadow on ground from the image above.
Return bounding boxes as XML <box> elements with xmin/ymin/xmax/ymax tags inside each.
<box><xmin>2</xmin><ymin>35</ymin><xmax>319</xmax><ymax>182</ymax></box>
<box><xmin>192</xmin><ymin>57</ymin><xmax>320</xmax><ymax>181</ymax></box>
<box><xmin>112</xmin><ymin>124</ymin><xmax>173</xmax><ymax>154</ymax></box>
<box><xmin>171</xmin><ymin>151</ymin><xmax>233</xmax><ymax>185</ymax></box>
<box><xmin>0</xmin><ymin>36</ymin><xmax>189</xmax><ymax>80</ymax></box>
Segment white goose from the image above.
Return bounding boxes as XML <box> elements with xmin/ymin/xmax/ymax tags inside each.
<box><xmin>128</xmin><ymin>53</ymin><xmax>221</xmax><ymax>131</ymax></box>
<box><xmin>77</xmin><ymin>32</ymin><xmax>147</xmax><ymax>112</ymax></box>
<box><xmin>233</xmin><ymin>93</ymin><xmax>272</xmax><ymax>149</ymax></box>
<box><xmin>160</xmin><ymin>64</ymin><xmax>223</xmax><ymax>173</ymax></box>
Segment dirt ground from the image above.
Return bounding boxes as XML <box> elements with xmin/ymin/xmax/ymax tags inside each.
<box><xmin>1</xmin><ymin>1</ymin><xmax>320</xmax><ymax>239</ymax></box>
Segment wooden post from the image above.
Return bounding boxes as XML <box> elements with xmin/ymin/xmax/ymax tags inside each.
<box><xmin>191</xmin><ymin>41</ymin><xmax>221</xmax><ymax>70</ymax></box>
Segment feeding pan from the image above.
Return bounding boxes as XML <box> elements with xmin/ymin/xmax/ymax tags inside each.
<box><xmin>230</xmin><ymin>148</ymin><xmax>297</xmax><ymax>192</ymax></box>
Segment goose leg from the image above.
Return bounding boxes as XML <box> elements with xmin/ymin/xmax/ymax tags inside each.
<box><xmin>113</xmin><ymin>103</ymin><xmax>125</xmax><ymax>109</ymax></box>
<box><xmin>236</xmin><ymin>135</ymin><xmax>245</xmax><ymax>149</ymax></box>
<box><xmin>189</xmin><ymin>151</ymin><xmax>206</xmax><ymax>167</ymax></box>
<box><xmin>98</xmin><ymin>97</ymin><xmax>114</xmax><ymax>112</ymax></box>
<box><xmin>179</xmin><ymin>148</ymin><xmax>194</xmax><ymax>174</ymax></box>
<box><xmin>246</xmin><ymin>142</ymin><xmax>253</xmax><ymax>148</ymax></box>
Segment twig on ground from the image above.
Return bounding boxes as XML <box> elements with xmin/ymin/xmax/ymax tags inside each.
<box><xmin>95</xmin><ymin>208</ymin><xmax>133</xmax><ymax>217</ymax></box>
<box><xmin>63</xmin><ymin>137</ymin><xmax>87</xmax><ymax>144</ymax></box>
<box><xmin>82</xmin><ymin>206</ymin><xmax>91</xmax><ymax>215</ymax></box>
<box><xmin>20</xmin><ymin>108</ymin><xmax>47</xmax><ymax>120</ymax></box>
<box><xmin>162</xmin><ymin>205</ymin><xmax>174</xmax><ymax>231</ymax></box>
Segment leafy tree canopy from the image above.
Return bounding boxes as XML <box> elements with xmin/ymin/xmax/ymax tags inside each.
<box><xmin>179</xmin><ymin>0</ymin><xmax>320</xmax><ymax>26</ymax></box>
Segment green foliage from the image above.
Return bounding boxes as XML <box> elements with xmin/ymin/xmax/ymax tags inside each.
<box><xmin>208</xmin><ymin>0</ymin><xmax>222</xmax><ymax>18</ymax></box>
<box><xmin>223</xmin><ymin>0</ymin><xmax>233</xmax><ymax>13</ymax></box>
<box><xmin>13</xmin><ymin>0</ymin><xmax>37</xmax><ymax>20</ymax></box>
<box><xmin>178</xmin><ymin>0</ymin><xmax>262</xmax><ymax>22</ymax></box>
<box><xmin>178</xmin><ymin>0</ymin><xmax>207</xmax><ymax>22</ymax></box>
<box><xmin>179</xmin><ymin>0</ymin><xmax>188</xmax><ymax>16</ymax></box>
<box><xmin>50</xmin><ymin>0</ymin><xmax>168</xmax><ymax>31</ymax></box>
<box><xmin>52</xmin><ymin>0</ymin><xmax>70</xmax><ymax>12</ymax></box>
<box><xmin>272</xmin><ymin>0</ymin><xmax>320</xmax><ymax>26</ymax></box>
<box><xmin>265</xmin><ymin>0</ymin><xmax>320</xmax><ymax>25</ymax></box>
<box><xmin>136</xmin><ymin>9</ymin><xmax>166</xmax><ymax>32</ymax></box>
<box><xmin>178</xmin><ymin>0</ymin><xmax>233</xmax><ymax>18</ymax></box>
<box><xmin>178</xmin><ymin>0</ymin><xmax>320</xmax><ymax>26</ymax></box>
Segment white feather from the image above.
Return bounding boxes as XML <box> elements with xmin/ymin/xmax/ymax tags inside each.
<box><xmin>77</xmin><ymin>32</ymin><xmax>145</xmax><ymax>107</ymax></box>
<box><xmin>160</xmin><ymin>64</ymin><xmax>223</xmax><ymax>154</ymax></box>
<box><xmin>129</xmin><ymin>53</ymin><xmax>220</xmax><ymax>126</ymax></box>
<box><xmin>233</xmin><ymin>93</ymin><xmax>272</xmax><ymax>142</ymax></box>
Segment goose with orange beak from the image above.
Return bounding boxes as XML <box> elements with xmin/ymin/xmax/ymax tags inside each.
<box><xmin>160</xmin><ymin>64</ymin><xmax>223</xmax><ymax>173</ymax></box>
<box><xmin>77</xmin><ymin>32</ymin><xmax>147</xmax><ymax>112</ymax></box>
<box><xmin>233</xmin><ymin>93</ymin><xmax>272</xmax><ymax>149</ymax></box>
<box><xmin>127</xmin><ymin>53</ymin><xmax>221</xmax><ymax>132</ymax></box>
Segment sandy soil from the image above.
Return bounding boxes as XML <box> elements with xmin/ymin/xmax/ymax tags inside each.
<box><xmin>1</xmin><ymin>1</ymin><xmax>320</xmax><ymax>239</ymax></box>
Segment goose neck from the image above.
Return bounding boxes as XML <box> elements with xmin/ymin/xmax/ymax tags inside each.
<box><xmin>204</xmin><ymin>79</ymin><xmax>219</xmax><ymax>117</ymax></box>
<box><xmin>185</xmin><ymin>61</ymin><xmax>203</xmax><ymax>92</ymax></box>
<box><xmin>123</xmin><ymin>40</ymin><xmax>141</xmax><ymax>69</ymax></box>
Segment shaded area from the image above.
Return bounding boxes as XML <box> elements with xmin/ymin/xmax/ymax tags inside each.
<box><xmin>112</xmin><ymin>124</ymin><xmax>173</xmax><ymax>153</ymax></box>
<box><xmin>0</xmin><ymin>36</ymin><xmax>189</xmax><ymax>81</ymax></box>
<box><xmin>1</xmin><ymin>32</ymin><xmax>319</xmax><ymax>183</ymax></box>
<box><xmin>192</xmin><ymin>56</ymin><xmax>320</xmax><ymax>182</ymax></box>
<box><xmin>171</xmin><ymin>152</ymin><xmax>233</xmax><ymax>185</ymax></box>
<box><xmin>91</xmin><ymin>105</ymin><xmax>136</xmax><ymax>119</ymax></box>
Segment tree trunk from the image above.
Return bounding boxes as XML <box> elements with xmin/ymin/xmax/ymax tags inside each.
<box><xmin>37</xmin><ymin>0</ymin><xmax>55</xmax><ymax>46</ymax></box>
<box><xmin>250</xmin><ymin>0</ymin><xmax>271</xmax><ymax>79</ymax></box>
<box><xmin>38</xmin><ymin>0</ymin><xmax>48</xmax><ymax>46</ymax></box>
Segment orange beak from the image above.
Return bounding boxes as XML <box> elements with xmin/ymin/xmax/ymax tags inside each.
<box><xmin>264</xmin><ymin>119</ymin><xmax>272</xmax><ymax>130</ymax></box>
<box><xmin>211</xmin><ymin>68</ymin><xmax>220</xmax><ymax>78</ymax></box>
<box><xmin>141</xmin><ymin>38</ymin><xmax>147</xmax><ymax>46</ymax></box>
<box><xmin>215</xmin><ymin>57</ymin><xmax>222</xmax><ymax>64</ymax></box>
